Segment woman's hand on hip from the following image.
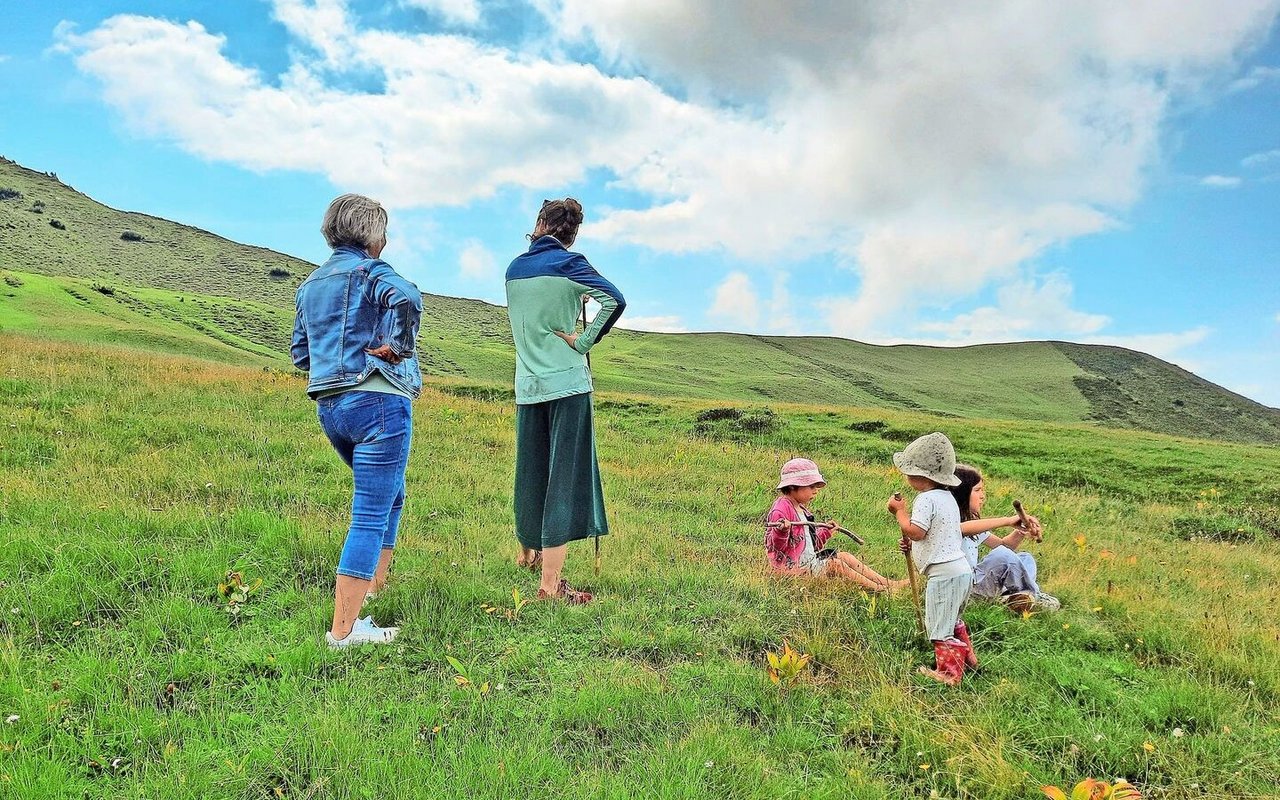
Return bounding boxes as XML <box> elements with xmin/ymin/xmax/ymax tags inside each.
<box><xmin>365</xmin><ymin>344</ymin><xmax>404</xmax><ymax>365</ymax></box>
<box><xmin>553</xmin><ymin>330</ymin><xmax>579</xmax><ymax>350</ymax></box>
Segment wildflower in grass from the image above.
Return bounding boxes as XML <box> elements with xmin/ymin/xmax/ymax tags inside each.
<box><xmin>446</xmin><ymin>656</ymin><xmax>490</xmax><ymax>695</ymax></box>
<box><xmin>766</xmin><ymin>640</ymin><xmax>811</xmax><ymax>690</ymax></box>
<box><xmin>1074</xmin><ymin>535</ymin><xmax>1088</xmax><ymax>553</ymax></box>
<box><xmin>1041</xmin><ymin>778</ymin><xmax>1141</xmax><ymax>799</ymax></box>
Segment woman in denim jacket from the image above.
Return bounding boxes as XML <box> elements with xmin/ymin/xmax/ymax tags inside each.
<box><xmin>291</xmin><ymin>193</ymin><xmax>423</xmax><ymax>648</ymax></box>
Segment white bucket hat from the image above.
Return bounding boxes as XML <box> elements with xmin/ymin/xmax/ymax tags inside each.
<box><xmin>777</xmin><ymin>457</ymin><xmax>826</xmax><ymax>490</ymax></box>
<box><xmin>892</xmin><ymin>432</ymin><xmax>960</xmax><ymax>487</ymax></box>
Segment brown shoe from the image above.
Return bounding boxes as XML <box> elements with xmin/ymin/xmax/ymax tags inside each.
<box><xmin>516</xmin><ymin>550</ymin><xmax>542</xmax><ymax>572</ymax></box>
<box><xmin>1001</xmin><ymin>591</ymin><xmax>1036</xmax><ymax>614</ymax></box>
<box><xmin>537</xmin><ymin>579</ymin><xmax>593</xmax><ymax>605</ymax></box>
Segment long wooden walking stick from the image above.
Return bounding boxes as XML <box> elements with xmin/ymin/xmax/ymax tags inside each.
<box><xmin>584</xmin><ymin>299</ymin><xmax>600</xmax><ymax>578</ymax></box>
<box><xmin>896</xmin><ymin>492</ymin><xmax>927</xmax><ymax>640</ymax></box>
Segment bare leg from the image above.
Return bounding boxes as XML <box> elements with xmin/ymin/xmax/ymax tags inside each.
<box><xmin>370</xmin><ymin>547</ymin><xmax>394</xmax><ymax>594</ymax></box>
<box><xmin>831</xmin><ymin>552</ymin><xmax>909</xmax><ymax>593</ymax></box>
<box><xmin>516</xmin><ymin>546</ymin><xmax>541</xmax><ymax>568</ymax></box>
<box><xmin>331</xmin><ymin>574</ymin><xmax>373</xmax><ymax>639</ymax></box>
<box><xmin>538</xmin><ymin>544</ymin><xmax>568</xmax><ymax>595</ymax></box>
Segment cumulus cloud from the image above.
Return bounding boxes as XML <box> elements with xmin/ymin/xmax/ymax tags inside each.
<box><xmin>401</xmin><ymin>0</ymin><xmax>482</xmax><ymax>27</ymax></box>
<box><xmin>708</xmin><ymin>271</ymin><xmax>798</xmax><ymax>333</ymax></box>
<box><xmin>1242</xmin><ymin>149</ymin><xmax>1280</xmax><ymax>168</ymax></box>
<box><xmin>914</xmin><ymin>273</ymin><xmax>1109</xmax><ymax>344</ymax></box>
<box><xmin>1229</xmin><ymin>64</ymin><xmax>1280</xmax><ymax>91</ymax></box>
<box><xmin>458</xmin><ymin>239</ymin><xmax>497</xmax><ymax>280</ymax></box>
<box><xmin>1081</xmin><ymin>326</ymin><xmax>1212</xmax><ymax>361</ymax></box>
<box><xmin>55</xmin><ymin>0</ymin><xmax>1280</xmax><ymax>347</ymax></box>
<box><xmin>1201</xmin><ymin>174</ymin><xmax>1243</xmax><ymax>187</ymax></box>
<box><xmin>708</xmin><ymin>272</ymin><xmax>760</xmax><ymax>327</ymax></box>
<box><xmin>618</xmin><ymin>315</ymin><xmax>688</xmax><ymax>333</ymax></box>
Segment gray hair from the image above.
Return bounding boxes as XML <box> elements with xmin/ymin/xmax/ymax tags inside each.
<box><xmin>321</xmin><ymin>193</ymin><xmax>388</xmax><ymax>251</ymax></box>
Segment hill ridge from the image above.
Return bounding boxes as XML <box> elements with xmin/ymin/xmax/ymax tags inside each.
<box><xmin>3</xmin><ymin>156</ymin><xmax>1278</xmax><ymax>443</ymax></box>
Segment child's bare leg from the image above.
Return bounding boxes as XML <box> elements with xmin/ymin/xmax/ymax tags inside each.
<box><xmin>834</xmin><ymin>552</ymin><xmax>908</xmax><ymax>592</ymax></box>
<box><xmin>825</xmin><ymin>556</ymin><xmax>892</xmax><ymax>592</ymax></box>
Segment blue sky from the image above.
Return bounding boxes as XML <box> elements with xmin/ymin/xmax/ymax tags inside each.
<box><xmin>2</xmin><ymin>1</ymin><xmax>1278</xmax><ymax>405</ymax></box>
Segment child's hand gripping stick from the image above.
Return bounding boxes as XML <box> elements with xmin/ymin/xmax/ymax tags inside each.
<box><xmin>1012</xmin><ymin>500</ymin><xmax>1043</xmax><ymax>542</ymax></box>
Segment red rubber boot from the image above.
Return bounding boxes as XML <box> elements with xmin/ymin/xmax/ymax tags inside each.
<box><xmin>918</xmin><ymin>641</ymin><xmax>964</xmax><ymax>686</ymax></box>
<box><xmin>953</xmin><ymin>621</ymin><xmax>979</xmax><ymax>670</ymax></box>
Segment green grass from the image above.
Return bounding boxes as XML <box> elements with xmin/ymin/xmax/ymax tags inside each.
<box><xmin>4</xmin><ymin>156</ymin><xmax>1280</xmax><ymax>444</ymax></box>
<box><xmin>2</xmin><ymin>336</ymin><xmax>1279</xmax><ymax>799</ymax></box>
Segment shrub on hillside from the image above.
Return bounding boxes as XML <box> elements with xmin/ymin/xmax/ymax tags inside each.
<box><xmin>268</xmin><ymin>267</ymin><xmax>292</xmax><ymax>278</ymax></box>
<box><xmin>29</xmin><ymin>200</ymin><xmax>44</xmax><ymax>214</ymax></box>
<box><xmin>120</xmin><ymin>231</ymin><xmax>143</xmax><ymax>242</ymax></box>
<box><xmin>49</xmin><ymin>219</ymin><xmax>66</xmax><ymax>230</ymax></box>
<box><xmin>848</xmin><ymin>420</ymin><xmax>888</xmax><ymax>433</ymax></box>
<box><xmin>0</xmin><ymin>187</ymin><xmax>21</xmax><ymax>201</ymax></box>
<box><xmin>693</xmin><ymin>407</ymin><xmax>779</xmax><ymax>437</ymax></box>
<box><xmin>3</xmin><ymin>274</ymin><xmax>23</xmax><ymax>287</ymax></box>
<box><xmin>91</xmin><ymin>284</ymin><xmax>116</xmax><ymax>297</ymax></box>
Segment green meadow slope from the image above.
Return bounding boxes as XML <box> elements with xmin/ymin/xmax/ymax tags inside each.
<box><xmin>2</xmin><ymin>337</ymin><xmax>1279</xmax><ymax>799</ymax></box>
<box><xmin>3</xmin><ymin>156</ymin><xmax>1279</xmax><ymax>444</ymax></box>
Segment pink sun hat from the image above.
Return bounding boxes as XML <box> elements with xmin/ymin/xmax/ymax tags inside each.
<box><xmin>777</xmin><ymin>457</ymin><xmax>826</xmax><ymax>490</ymax></box>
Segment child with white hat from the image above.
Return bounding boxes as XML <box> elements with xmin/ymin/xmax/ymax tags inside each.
<box><xmin>886</xmin><ymin>432</ymin><xmax>974</xmax><ymax>686</ymax></box>
<box><xmin>765</xmin><ymin>457</ymin><xmax>907</xmax><ymax>592</ymax></box>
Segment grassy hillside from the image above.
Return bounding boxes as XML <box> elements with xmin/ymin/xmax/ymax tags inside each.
<box><xmin>4</xmin><ymin>156</ymin><xmax>1279</xmax><ymax>445</ymax></box>
<box><xmin>2</xmin><ymin>335</ymin><xmax>1279</xmax><ymax>799</ymax></box>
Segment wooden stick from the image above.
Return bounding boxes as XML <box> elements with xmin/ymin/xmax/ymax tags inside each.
<box><xmin>1013</xmin><ymin>500</ymin><xmax>1042</xmax><ymax>542</ymax></box>
<box><xmin>895</xmin><ymin>491</ymin><xmax>928</xmax><ymax>640</ymax></box>
<box><xmin>764</xmin><ymin>520</ymin><xmax>865</xmax><ymax>546</ymax></box>
<box><xmin>585</xmin><ymin>300</ymin><xmax>600</xmax><ymax>578</ymax></box>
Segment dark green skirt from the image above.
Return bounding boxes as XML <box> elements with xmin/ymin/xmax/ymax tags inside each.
<box><xmin>514</xmin><ymin>392</ymin><xmax>608</xmax><ymax>550</ymax></box>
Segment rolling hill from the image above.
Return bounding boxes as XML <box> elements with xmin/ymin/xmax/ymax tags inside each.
<box><xmin>3</xmin><ymin>155</ymin><xmax>1277</xmax><ymax>444</ymax></box>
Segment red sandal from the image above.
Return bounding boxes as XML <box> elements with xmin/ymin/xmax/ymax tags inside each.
<box><xmin>537</xmin><ymin>579</ymin><xmax>593</xmax><ymax>605</ymax></box>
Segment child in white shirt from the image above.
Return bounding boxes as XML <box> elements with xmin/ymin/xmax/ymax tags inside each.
<box><xmin>887</xmin><ymin>432</ymin><xmax>974</xmax><ymax>686</ymax></box>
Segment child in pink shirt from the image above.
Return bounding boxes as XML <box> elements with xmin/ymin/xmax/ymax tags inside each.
<box><xmin>765</xmin><ymin>458</ymin><xmax>907</xmax><ymax>593</ymax></box>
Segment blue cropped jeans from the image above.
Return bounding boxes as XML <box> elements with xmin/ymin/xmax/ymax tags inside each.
<box><xmin>317</xmin><ymin>391</ymin><xmax>413</xmax><ymax>581</ymax></box>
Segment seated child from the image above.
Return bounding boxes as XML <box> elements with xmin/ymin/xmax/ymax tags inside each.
<box><xmin>765</xmin><ymin>458</ymin><xmax>907</xmax><ymax>593</ymax></box>
<box><xmin>886</xmin><ymin>432</ymin><xmax>974</xmax><ymax>686</ymax></box>
<box><xmin>949</xmin><ymin>463</ymin><xmax>1060</xmax><ymax>613</ymax></box>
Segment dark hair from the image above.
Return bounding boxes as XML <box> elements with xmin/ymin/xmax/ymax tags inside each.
<box><xmin>530</xmin><ymin>198</ymin><xmax>584</xmax><ymax>246</ymax></box>
<box><xmin>948</xmin><ymin>463</ymin><xmax>983</xmax><ymax>521</ymax></box>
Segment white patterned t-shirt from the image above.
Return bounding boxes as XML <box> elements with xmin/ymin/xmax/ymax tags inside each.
<box><xmin>909</xmin><ymin>489</ymin><xmax>965</xmax><ymax>572</ymax></box>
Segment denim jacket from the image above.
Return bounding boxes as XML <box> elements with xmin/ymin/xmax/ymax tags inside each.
<box><xmin>291</xmin><ymin>245</ymin><xmax>424</xmax><ymax>399</ymax></box>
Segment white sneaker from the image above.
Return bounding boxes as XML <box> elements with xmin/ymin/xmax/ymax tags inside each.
<box><xmin>1032</xmin><ymin>592</ymin><xmax>1061</xmax><ymax>612</ymax></box>
<box><xmin>325</xmin><ymin>616</ymin><xmax>399</xmax><ymax>649</ymax></box>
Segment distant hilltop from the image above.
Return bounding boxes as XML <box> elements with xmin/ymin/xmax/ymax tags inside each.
<box><xmin>3</xmin><ymin>156</ymin><xmax>1278</xmax><ymax>444</ymax></box>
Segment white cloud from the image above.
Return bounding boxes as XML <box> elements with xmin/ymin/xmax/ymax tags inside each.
<box><xmin>401</xmin><ymin>0</ymin><xmax>481</xmax><ymax>26</ymax></box>
<box><xmin>1242</xmin><ymin>149</ymin><xmax>1280</xmax><ymax>168</ymax></box>
<box><xmin>914</xmin><ymin>273</ymin><xmax>1109</xmax><ymax>344</ymax></box>
<box><xmin>707</xmin><ymin>271</ymin><xmax>799</xmax><ymax>334</ymax></box>
<box><xmin>56</xmin><ymin>0</ymin><xmax>1280</xmax><ymax>335</ymax></box>
<box><xmin>618</xmin><ymin>315</ymin><xmax>688</xmax><ymax>333</ymax></box>
<box><xmin>708</xmin><ymin>272</ymin><xmax>760</xmax><ymax>327</ymax></box>
<box><xmin>458</xmin><ymin>239</ymin><xmax>497</xmax><ymax>280</ymax></box>
<box><xmin>1081</xmin><ymin>326</ymin><xmax>1211</xmax><ymax>362</ymax></box>
<box><xmin>1228</xmin><ymin>64</ymin><xmax>1280</xmax><ymax>92</ymax></box>
<box><xmin>1201</xmin><ymin>174</ymin><xmax>1243</xmax><ymax>187</ymax></box>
